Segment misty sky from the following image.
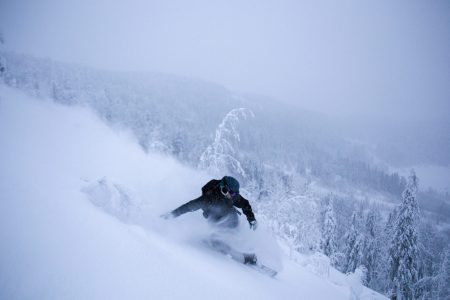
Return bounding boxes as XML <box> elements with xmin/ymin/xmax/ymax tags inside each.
<box><xmin>1</xmin><ymin>0</ymin><xmax>449</xmax><ymax>120</ymax></box>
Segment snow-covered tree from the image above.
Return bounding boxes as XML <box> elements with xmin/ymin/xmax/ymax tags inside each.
<box><xmin>438</xmin><ymin>247</ymin><xmax>450</xmax><ymax>300</ymax></box>
<box><xmin>362</xmin><ymin>210</ymin><xmax>382</xmax><ymax>289</ymax></box>
<box><xmin>198</xmin><ymin>108</ymin><xmax>253</xmax><ymax>178</ymax></box>
<box><xmin>385</xmin><ymin>208</ymin><xmax>398</xmax><ymax>239</ymax></box>
<box><xmin>388</xmin><ymin>170</ymin><xmax>420</xmax><ymax>300</ymax></box>
<box><xmin>321</xmin><ymin>196</ymin><xmax>338</xmax><ymax>266</ymax></box>
<box><xmin>368</xmin><ymin>207</ymin><xmax>398</xmax><ymax>294</ymax></box>
<box><xmin>258</xmin><ymin>187</ymin><xmax>321</xmax><ymax>253</ymax></box>
<box><xmin>344</xmin><ymin>210</ymin><xmax>364</xmax><ymax>274</ymax></box>
<box><xmin>413</xmin><ymin>223</ymin><xmax>442</xmax><ymax>300</ymax></box>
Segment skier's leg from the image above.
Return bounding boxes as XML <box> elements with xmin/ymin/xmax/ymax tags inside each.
<box><xmin>206</xmin><ymin>213</ymin><xmax>257</xmax><ymax>264</ymax></box>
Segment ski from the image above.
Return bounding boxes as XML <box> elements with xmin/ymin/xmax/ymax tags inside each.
<box><xmin>247</xmin><ymin>262</ymin><xmax>278</xmax><ymax>277</ymax></box>
<box><xmin>203</xmin><ymin>239</ymin><xmax>278</xmax><ymax>277</ymax></box>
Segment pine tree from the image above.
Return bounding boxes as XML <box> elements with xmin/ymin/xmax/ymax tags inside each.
<box><xmin>344</xmin><ymin>211</ymin><xmax>364</xmax><ymax>274</ymax></box>
<box><xmin>321</xmin><ymin>196</ymin><xmax>338</xmax><ymax>266</ymax></box>
<box><xmin>385</xmin><ymin>208</ymin><xmax>398</xmax><ymax>238</ymax></box>
<box><xmin>362</xmin><ymin>210</ymin><xmax>382</xmax><ymax>289</ymax></box>
<box><xmin>439</xmin><ymin>247</ymin><xmax>450</xmax><ymax>300</ymax></box>
<box><xmin>375</xmin><ymin>208</ymin><xmax>398</xmax><ymax>294</ymax></box>
<box><xmin>388</xmin><ymin>170</ymin><xmax>420</xmax><ymax>300</ymax></box>
<box><xmin>414</xmin><ymin>223</ymin><xmax>441</xmax><ymax>299</ymax></box>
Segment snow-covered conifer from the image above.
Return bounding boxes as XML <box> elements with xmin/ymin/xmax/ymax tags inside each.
<box><xmin>344</xmin><ymin>211</ymin><xmax>364</xmax><ymax>274</ymax></box>
<box><xmin>388</xmin><ymin>170</ymin><xmax>420</xmax><ymax>300</ymax></box>
<box><xmin>439</xmin><ymin>247</ymin><xmax>450</xmax><ymax>300</ymax></box>
<box><xmin>385</xmin><ymin>208</ymin><xmax>397</xmax><ymax>240</ymax></box>
<box><xmin>321</xmin><ymin>196</ymin><xmax>338</xmax><ymax>265</ymax></box>
<box><xmin>362</xmin><ymin>210</ymin><xmax>381</xmax><ymax>289</ymax></box>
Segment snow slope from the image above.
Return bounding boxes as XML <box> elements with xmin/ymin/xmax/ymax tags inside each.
<box><xmin>0</xmin><ymin>85</ymin><xmax>386</xmax><ymax>300</ymax></box>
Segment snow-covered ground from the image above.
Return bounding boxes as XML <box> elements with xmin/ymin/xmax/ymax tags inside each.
<box><xmin>0</xmin><ymin>85</ymin><xmax>386</xmax><ymax>300</ymax></box>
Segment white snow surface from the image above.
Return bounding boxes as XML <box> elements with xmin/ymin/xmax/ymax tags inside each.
<box><xmin>0</xmin><ymin>85</ymin><xmax>386</xmax><ymax>300</ymax></box>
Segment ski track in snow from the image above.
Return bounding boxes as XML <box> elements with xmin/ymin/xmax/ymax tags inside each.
<box><xmin>0</xmin><ymin>85</ymin><xmax>386</xmax><ymax>300</ymax></box>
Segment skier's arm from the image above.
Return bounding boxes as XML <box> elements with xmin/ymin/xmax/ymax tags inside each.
<box><xmin>170</xmin><ymin>196</ymin><xmax>205</xmax><ymax>217</ymax></box>
<box><xmin>233</xmin><ymin>195</ymin><xmax>256</xmax><ymax>222</ymax></box>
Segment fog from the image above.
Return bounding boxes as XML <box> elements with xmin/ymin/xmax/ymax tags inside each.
<box><xmin>1</xmin><ymin>0</ymin><xmax>449</xmax><ymax>120</ymax></box>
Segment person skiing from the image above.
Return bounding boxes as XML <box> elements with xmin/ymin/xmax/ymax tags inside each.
<box><xmin>163</xmin><ymin>176</ymin><xmax>257</xmax><ymax>229</ymax></box>
<box><xmin>161</xmin><ymin>176</ymin><xmax>258</xmax><ymax>264</ymax></box>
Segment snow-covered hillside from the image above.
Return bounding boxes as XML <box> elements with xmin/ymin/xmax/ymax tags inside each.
<box><xmin>0</xmin><ymin>85</ymin><xmax>386</xmax><ymax>299</ymax></box>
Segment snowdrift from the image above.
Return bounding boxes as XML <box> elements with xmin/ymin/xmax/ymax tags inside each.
<box><xmin>0</xmin><ymin>85</ymin><xmax>386</xmax><ymax>300</ymax></box>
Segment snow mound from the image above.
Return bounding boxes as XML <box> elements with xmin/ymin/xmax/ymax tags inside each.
<box><xmin>81</xmin><ymin>177</ymin><xmax>141</xmax><ymax>222</ymax></box>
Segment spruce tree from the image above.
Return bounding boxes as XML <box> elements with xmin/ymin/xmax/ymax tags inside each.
<box><xmin>344</xmin><ymin>211</ymin><xmax>364</xmax><ymax>274</ymax></box>
<box><xmin>388</xmin><ymin>170</ymin><xmax>420</xmax><ymax>300</ymax></box>
<box><xmin>363</xmin><ymin>210</ymin><xmax>381</xmax><ymax>289</ymax></box>
<box><xmin>439</xmin><ymin>247</ymin><xmax>450</xmax><ymax>300</ymax></box>
<box><xmin>321</xmin><ymin>196</ymin><xmax>338</xmax><ymax>266</ymax></box>
<box><xmin>377</xmin><ymin>207</ymin><xmax>398</xmax><ymax>293</ymax></box>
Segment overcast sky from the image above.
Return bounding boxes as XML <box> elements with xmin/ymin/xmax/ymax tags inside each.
<box><xmin>1</xmin><ymin>0</ymin><xmax>449</xmax><ymax>120</ymax></box>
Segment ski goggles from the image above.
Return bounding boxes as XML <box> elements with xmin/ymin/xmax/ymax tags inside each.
<box><xmin>221</xmin><ymin>186</ymin><xmax>239</xmax><ymax>198</ymax></box>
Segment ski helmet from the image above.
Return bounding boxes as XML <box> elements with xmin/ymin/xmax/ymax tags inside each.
<box><xmin>220</xmin><ymin>176</ymin><xmax>240</xmax><ymax>194</ymax></box>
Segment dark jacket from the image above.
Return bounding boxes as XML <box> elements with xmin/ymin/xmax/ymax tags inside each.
<box><xmin>171</xmin><ymin>179</ymin><xmax>256</xmax><ymax>228</ymax></box>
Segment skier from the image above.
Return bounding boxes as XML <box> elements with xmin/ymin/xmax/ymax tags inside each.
<box><xmin>161</xmin><ymin>176</ymin><xmax>258</xmax><ymax>264</ymax></box>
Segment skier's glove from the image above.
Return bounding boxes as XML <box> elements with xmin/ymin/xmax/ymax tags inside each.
<box><xmin>160</xmin><ymin>212</ymin><xmax>174</xmax><ymax>220</ymax></box>
<box><xmin>249</xmin><ymin>220</ymin><xmax>258</xmax><ymax>231</ymax></box>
